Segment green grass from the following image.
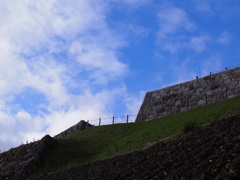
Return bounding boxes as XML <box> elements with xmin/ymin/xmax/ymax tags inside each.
<box><xmin>29</xmin><ymin>95</ymin><xmax>240</xmax><ymax>178</ymax></box>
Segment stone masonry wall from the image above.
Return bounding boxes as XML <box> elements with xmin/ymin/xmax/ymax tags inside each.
<box><xmin>0</xmin><ymin>135</ymin><xmax>56</xmax><ymax>179</ymax></box>
<box><xmin>136</xmin><ymin>67</ymin><xmax>240</xmax><ymax>122</ymax></box>
<box><xmin>54</xmin><ymin>120</ymin><xmax>93</xmax><ymax>139</ymax></box>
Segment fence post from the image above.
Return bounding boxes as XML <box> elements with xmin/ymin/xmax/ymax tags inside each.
<box><xmin>99</xmin><ymin>118</ymin><xmax>101</xmax><ymax>126</ymax></box>
<box><xmin>226</xmin><ymin>88</ymin><xmax>228</xmax><ymax>99</ymax></box>
<box><xmin>210</xmin><ymin>72</ymin><xmax>212</xmax><ymax>78</ymax></box>
<box><xmin>127</xmin><ymin>115</ymin><xmax>129</xmax><ymax>123</ymax></box>
<box><xmin>112</xmin><ymin>116</ymin><xmax>115</xmax><ymax>124</ymax></box>
<box><xmin>226</xmin><ymin>67</ymin><xmax>228</xmax><ymax>71</ymax></box>
<box><xmin>86</xmin><ymin>120</ymin><xmax>89</xmax><ymax>128</ymax></box>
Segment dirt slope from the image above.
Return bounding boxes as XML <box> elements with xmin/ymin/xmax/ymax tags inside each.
<box><xmin>34</xmin><ymin>115</ymin><xmax>240</xmax><ymax>180</ymax></box>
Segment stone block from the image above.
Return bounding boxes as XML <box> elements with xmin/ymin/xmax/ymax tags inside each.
<box><xmin>193</xmin><ymin>82</ymin><xmax>199</xmax><ymax>88</ymax></box>
<box><xmin>221</xmin><ymin>75</ymin><xmax>229</xmax><ymax>81</ymax></box>
<box><xmin>175</xmin><ymin>100</ymin><xmax>181</xmax><ymax>106</ymax></box>
<box><xmin>233</xmin><ymin>68</ymin><xmax>240</xmax><ymax>73</ymax></box>
<box><xmin>196</xmin><ymin>88</ymin><xmax>203</xmax><ymax>95</ymax></box>
<box><xmin>221</xmin><ymin>72</ymin><xmax>227</xmax><ymax>77</ymax></box>
<box><xmin>227</xmin><ymin>90</ymin><xmax>233</xmax><ymax>96</ymax></box>
<box><xmin>230</xmin><ymin>81</ymin><xmax>239</xmax><ymax>88</ymax></box>
<box><xmin>174</xmin><ymin>85</ymin><xmax>180</xmax><ymax>90</ymax></box>
<box><xmin>207</xmin><ymin>90</ymin><xmax>213</xmax><ymax>96</ymax></box>
<box><xmin>180</xmin><ymin>107</ymin><xmax>187</xmax><ymax>112</ymax></box>
<box><xmin>198</xmin><ymin>100</ymin><xmax>205</xmax><ymax>106</ymax></box>
<box><xmin>152</xmin><ymin>92</ymin><xmax>158</xmax><ymax>98</ymax></box>
<box><xmin>228</xmin><ymin>95</ymin><xmax>235</xmax><ymax>98</ymax></box>
<box><xmin>156</xmin><ymin>95</ymin><xmax>161</xmax><ymax>99</ymax></box>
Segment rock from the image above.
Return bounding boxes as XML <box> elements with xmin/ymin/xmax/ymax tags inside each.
<box><xmin>54</xmin><ymin>120</ymin><xmax>93</xmax><ymax>139</ymax></box>
<box><xmin>0</xmin><ymin>135</ymin><xmax>56</xmax><ymax>180</ymax></box>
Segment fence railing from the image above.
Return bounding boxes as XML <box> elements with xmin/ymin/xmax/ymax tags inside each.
<box><xmin>197</xmin><ymin>64</ymin><xmax>240</xmax><ymax>79</ymax></box>
<box><xmin>86</xmin><ymin>115</ymin><xmax>137</xmax><ymax>126</ymax></box>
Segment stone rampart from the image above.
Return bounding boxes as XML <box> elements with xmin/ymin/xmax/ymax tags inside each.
<box><xmin>136</xmin><ymin>66</ymin><xmax>240</xmax><ymax>122</ymax></box>
<box><xmin>0</xmin><ymin>135</ymin><xmax>56</xmax><ymax>179</ymax></box>
<box><xmin>54</xmin><ymin>120</ymin><xmax>93</xmax><ymax>139</ymax></box>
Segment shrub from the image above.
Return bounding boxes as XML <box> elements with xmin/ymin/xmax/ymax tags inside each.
<box><xmin>182</xmin><ymin>122</ymin><xmax>199</xmax><ymax>133</ymax></box>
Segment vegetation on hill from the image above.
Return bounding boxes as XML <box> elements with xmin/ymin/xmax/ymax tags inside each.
<box><xmin>28</xmin><ymin>94</ymin><xmax>240</xmax><ymax>179</ymax></box>
<box><xmin>34</xmin><ymin>115</ymin><xmax>240</xmax><ymax>179</ymax></box>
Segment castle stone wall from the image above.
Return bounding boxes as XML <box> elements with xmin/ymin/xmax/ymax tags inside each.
<box><xmin>136</xmin><ymin>67</ymin><xmax>240</xmax><ymax>122</ymax></box>
<box><xmin>54</xmin><ymin>120</ymin><xmax>93</xmax><ymax>139</ymax></box>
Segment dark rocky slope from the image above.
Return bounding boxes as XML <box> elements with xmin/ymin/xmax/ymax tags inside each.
<box><xmin>35</xmin><ymin>115</ymin><xmax>240</xmax><ymax>180</ymax></box>
<box><xmin>0</xmin><ymin>120</ymin><xmax>92</xmax><ymax>180</ymax></box>
<box><xmin>0</xmin><ymin>135</ymin><xmax>56</xmax><ymax>180</ymax></box>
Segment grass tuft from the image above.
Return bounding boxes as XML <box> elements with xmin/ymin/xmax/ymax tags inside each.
<box><xmin>182</xmin><ymin>121</ymin><xmax>199</xmax><ymax>133</ymax></box>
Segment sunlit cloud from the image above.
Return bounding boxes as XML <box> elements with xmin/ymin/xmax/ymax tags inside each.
<box><xmin>157</xmin><ymin>6</ymin><xmax>195</xmax><ymax>39</ymax></box>
<box><xmin>217</xmin><ymin>32</ymin><xmax>231</xmax><ymax>45</ymax></box>
<box><xmin>0</xmin><ymin>0</ymin><xmax>129</xmax><ymax>151</ymax></box>
<box><xmin>0</xmin><ymin>0</ymin><xmax>239</xmax><ymax>152</ymax></box>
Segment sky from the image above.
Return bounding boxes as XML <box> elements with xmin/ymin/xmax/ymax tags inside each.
<box><xmin>1</xmin><ymin>0</ymin><xmax>240</xmax><ymax>151</ymax></box>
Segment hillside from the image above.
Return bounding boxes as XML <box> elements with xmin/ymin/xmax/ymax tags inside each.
<box><xmin>1</xmin><ymin>95</ymin><xmax>240</xmax><ymax>179</ymax></box>
<box><xmin>34</xmin><ymin>115</ymin><xmax>240</xmax><ymax>179</ymax></box>
<box><xmin>0</xmin><ymin>135</ymin><xmax>55</xmax><ymax>179</ymax></box>
<box><xmin>29</xmin><ymin>95</ymin><xmax>240</xmax><ymax>179</ymax></box>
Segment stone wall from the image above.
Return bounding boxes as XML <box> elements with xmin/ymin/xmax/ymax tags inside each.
<box><xmin>0</xmin><ymin>120</ymin><xmax>93</xmax><ymax>179</ymax></box>
<box><xmin>54</xmin><ymin>120</ymin><xmax>93</xmax><ymax>139</ymax></box>
<box><xmin>136</xmin><ymin>67</ymin><xmax>240</xmax><ymax>122</ymax></box>
<box><xmin>0</xmin><ymin>135</ymin><xmax>56</xmax><ymax>179</ymax></box>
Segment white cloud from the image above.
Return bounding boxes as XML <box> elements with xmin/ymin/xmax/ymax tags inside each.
<box><xmin>217</xmin><ymin>32</ymin><xmax>231</xmax><ymax>45</ymax></box>
<box><xmin>187</xmin><ymin>35</ymin><xmax>209</xmax><ymax>52</ymax></box>
<box><xmin>156</xmin><ymin>5</ymin><xmax>210</xmax><ymax>54</ymax></box>
<box><xmin>160</xmin><ymin>35</ymin><xmax>209</xmax><ymax>54</ymax></box>
<box><xmin>157</xmin><ymin>7</ymin><xmax>194</xmax><ymax>39</ymax></box>
<box><xmin>0</xmin><ymin>0</ymin><xmax>129</xmax><ymax>151</ymax></box>
<box><xmin>0</xmin><ymin>84</ymin><xmax>127</xmax><ymax>151</ymax></box>
<box><xmin>114</xmin><ymin>0</ymin><xmax>150</xmax><ymax>5</ymax></box>
<box><xmin>193</xmin><ymin>0</ymin><xmax>240</xmax><ymax>22</ymax></box>
<box><xmin>194</xmin><ymin>0</ymin><xmax>213</xmax><ymax>14</ymax></box>
<box><xmin>124</xmin><ymin>91</ymin><xmax>145</xmax><ymax>116</ymax></box>
<box><xmin>0</xmin><ymin>106</ymin><xmax>46</xmax><ymax>150</ymax></box>
<box><xmin>127</xmin><ymin>24</ymin><xmax>149</xmax><ymax>37</ymax></box>
<box><xmin>170</xmin><ymin>59</ymin><xmax>198</xmax><ymax>85</ymax></box>
<box><xmin>0</xmin><ymin>0</ymin><xmax>107</xmax><ymax>49</ymax></box>
<box><xmin>70</xmin><ymin>41</ymin><xmax>128</xmax><ymax>85</ymax></box>
<box><xmin>161</xmin><ymin>42</ymin><xmax>181</xmax><ymax>54</ymax></box>
<box><xmin>201</xmin><ymin>54</ymin><xmax>222</xmax><ymax>76</ymax></box>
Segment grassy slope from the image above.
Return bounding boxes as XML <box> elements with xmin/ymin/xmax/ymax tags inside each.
<box><xmin>30</xmin><ymin>95</ymin><xmax>240</xmax><ymax>178</ymax></box>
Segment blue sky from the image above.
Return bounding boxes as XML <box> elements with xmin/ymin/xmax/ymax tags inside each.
<box><xmin>0</xmin><ymin>0</ymin><xmax>240</xmax><ymax>151</ymax></box>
